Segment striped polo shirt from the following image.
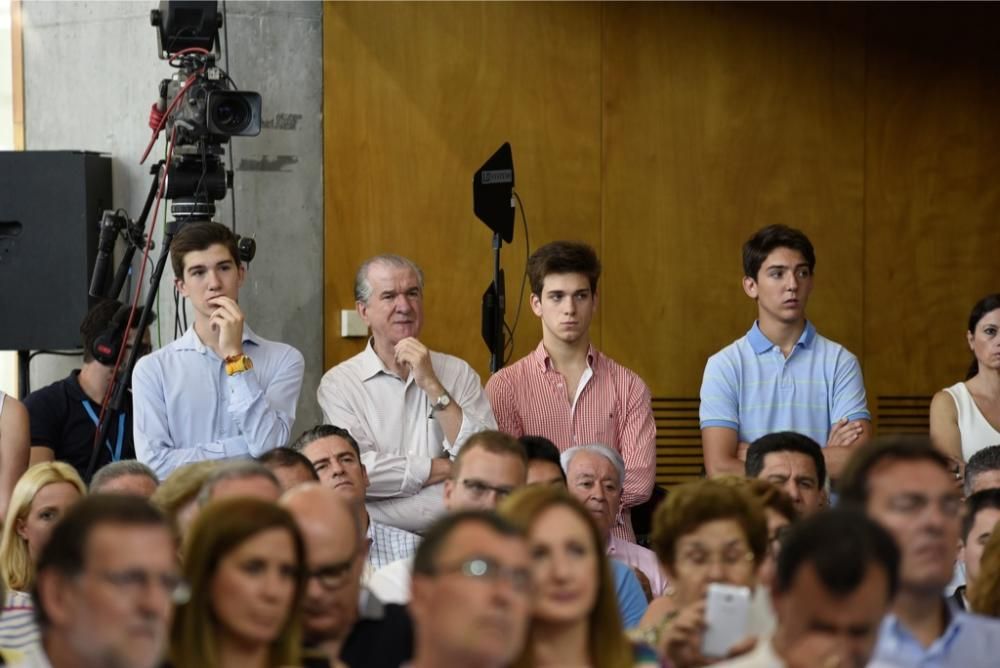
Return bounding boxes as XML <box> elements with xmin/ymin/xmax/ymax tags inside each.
<box><xmin>699</xmin><ymin>321</ymin><xmax>870</xmax><ymax>446</ymax></box>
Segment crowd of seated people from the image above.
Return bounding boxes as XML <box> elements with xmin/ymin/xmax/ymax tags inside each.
<box><xmin>0</xmin><ymin>222</ymin><xmax>999</xmax><ymax>666</ymax></box>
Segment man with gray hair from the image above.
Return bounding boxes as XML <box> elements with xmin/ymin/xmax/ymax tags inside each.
<box><xmin>197</xmin><ymin>460</ymin><xmax>282</xmax><ymax>507</ymax></box>
<box><xmin>965</xmin><ymin>444</ymin><xmax>1000</xmax><ymax>496</ymax></box>
<box><xmin>562</xmin><ymin>443</ymin><xmax>667</xmax><ymax>596</ymax></box>
<box><xmin>317</xmin><ymin>254</ymin><xmax>496</xmax><ymax>533</ymax></box>
<box><xmin>89</xmin><ymin>460</ymin><xmax>159</xmax><ymax>497</ymax></box>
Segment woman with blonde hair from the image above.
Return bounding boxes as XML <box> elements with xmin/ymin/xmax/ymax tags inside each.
<box><xmin>498</xmin><ymin>485</ymin><xmax>658</xmax><ymax>667</ymax></box>
<box><xmin>150</xmin><ymin>459</ymin><xmax>217</xmax><ymax>546</ymax></box>
<box><xmin>0</xmin><ymin>461</ymin><xmax>86</xmax><ymax>651</ymax></box>
<box><xmin>170</xmin><ymin>497</ymin><xmax>307</xmax><ymax>668</ymax></box>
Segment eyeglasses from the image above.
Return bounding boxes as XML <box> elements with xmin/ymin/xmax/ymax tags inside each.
<box><xmin>432</xmin><ymin>557</ymin><xmax>532</xmax><ymax>595</ymax></box>
<box><xmin>460</xmin><ymin>479</ymin><xmax>515</xmax><ymax>501</ymax></box>
<box><xmin>677</xmin><ymin>547</ymin><xmax>755</xmax><ymax>570</ymax></box>
<box><xmin>308</xmin><ymin>555</ymin><xmax>357</xmax><ymax>591</ymax></box>
<box><xmin>92</xmin><ymin>569</ymin><xmax>190</xmax><ymax>604</ymax></box>
<box><xmin>887</xmin><ymin>493</ymin><xmax>963</xmax><ymax>518</ymax></box>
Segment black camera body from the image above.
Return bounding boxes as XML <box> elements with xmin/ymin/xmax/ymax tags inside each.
<box><xmin>148</xmin><ymin>1</ymin><xmax>261</xmax><ymax>218</ymax></box>
<box><xmin>159</xmin><ymin>63</ymin><xmax>261</xmax><ymax>150</ymax></box>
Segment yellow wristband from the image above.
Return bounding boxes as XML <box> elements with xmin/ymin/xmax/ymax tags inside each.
<box><xmin>225</xmin><ymin>354</ymin><xmax>254</xmax><ymax>376</ymax></box>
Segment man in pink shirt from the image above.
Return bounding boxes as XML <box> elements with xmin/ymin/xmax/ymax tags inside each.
<box><xmin>562</xmin><ymin>443</ymin><xmax>667</xmax><ymax>597</ymax></box>
<box><xmin>486</xmin><ymin>241</ymin><xmax>655</xmax><ymax>541</ymax></box>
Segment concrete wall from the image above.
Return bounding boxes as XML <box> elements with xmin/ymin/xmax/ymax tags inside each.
<box><xmin>21</xmin><ymin>1</ymin><xmax>324</xmax><ymax>433</ymax></box>
<box><xmin>0</xmin><ymin>2</ymin><xmax>16</xmax><ymax>394</ymax></box>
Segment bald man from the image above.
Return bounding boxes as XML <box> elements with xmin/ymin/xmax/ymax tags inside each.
<box><xmin>282</xmin><ymin>484</ymin><xmax>413</xmax><ymax>668</ymax></box>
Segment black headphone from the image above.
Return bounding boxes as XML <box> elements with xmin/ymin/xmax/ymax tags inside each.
<box><xmin>91</xmin><ymin>304</ymin><xmax>155</xmax><ymax>366</ymax></box>
<box><xmin>237</xmin><ymin>235</ymin><xmax>256</xmax><ymax>264</ymax></box>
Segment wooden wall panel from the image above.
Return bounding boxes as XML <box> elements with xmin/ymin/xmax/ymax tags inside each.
<box><xmin>325</xmin><ymin>3</ymin><xmax>1000</xmax><ymax>466</ymax></box>
<box><xmin>323</xmin><ymin>2</ymin><xmax>602</xmax><ymax>377</ymax></box>
<box><xmin>864</xmin><ymin>4</ymin><xmax>1000</xmax><ymax>401</ymax></box>
<box><xmin>602</xmin><ymin>3</ymin><xmax>866</xmax><ymax>396</ymax></box>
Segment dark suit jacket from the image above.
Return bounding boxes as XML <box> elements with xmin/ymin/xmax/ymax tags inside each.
<box><xmin>303</xmin><ymin>592</ymin><xmax>414</xmax><ymax>668</ymax></box>
<box><xmin>341</xmin><ymin>600</ymin><xmax>413</xmax><ymax>668</ymax></box>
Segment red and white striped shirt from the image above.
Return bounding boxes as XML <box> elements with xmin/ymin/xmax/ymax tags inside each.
<box><xmin>486</xmin><ymin>342</ymin><xmax>656</xmax><ymax>542</ymax></box>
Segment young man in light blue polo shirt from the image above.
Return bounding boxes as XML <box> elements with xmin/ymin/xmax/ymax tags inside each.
<box><xmin>700</xmin><ymin>225</ymin><xmax>871</xmax><ymax>478</ymax></box>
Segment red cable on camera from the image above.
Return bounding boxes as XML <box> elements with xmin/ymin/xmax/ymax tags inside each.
<box><xmin>95</xmin><ymin>126</ymin><xmax>179</xmax><ymax>437</ymax></box>
<box><xmin>139</xmin><ymin>47</ymin><xmax>211</xmax><ymax>165</ymax></box>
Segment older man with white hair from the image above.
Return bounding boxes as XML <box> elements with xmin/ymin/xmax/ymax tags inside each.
<box><xmin>316</xmin><ymin>254</ymin><xmax>497</xmax><ymax>533</ymax></box>
<box><xmin>562</xmin><ymin>443</ymin><xmax>667</xmax><ymax>597</ymax></box>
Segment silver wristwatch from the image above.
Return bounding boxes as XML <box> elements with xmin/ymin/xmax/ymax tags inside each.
<box><xmin>430</xmin><ymin>391</ymin><xmax>452</xmax><ymax>413</ymax></box>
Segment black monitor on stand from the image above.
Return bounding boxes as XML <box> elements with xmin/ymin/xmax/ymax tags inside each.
<box><xmin>473</xmin><ymin>143</ymin><xmax>515</xmax><ymax>373</ymax></box>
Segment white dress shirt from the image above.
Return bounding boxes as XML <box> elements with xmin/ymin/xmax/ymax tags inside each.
<box><xmin>367</xmin><ymin>556</ymin><xmax>415</xmax><ymax>605</ymax></box>
<box><xmin>317</xmin><ymin>340</ymin><xmax>495</xmax><ymax>532</ymax></box>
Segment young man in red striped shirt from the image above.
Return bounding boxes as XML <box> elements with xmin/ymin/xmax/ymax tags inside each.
<box><xmin>485</xmin><ymin>241</ymin><xmax>656</xmax><ymax>542</ymax></box>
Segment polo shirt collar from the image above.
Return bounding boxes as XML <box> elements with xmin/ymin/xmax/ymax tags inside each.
<box><xmin>66</xmin><ymin>369</ymin><xmax>89</xmax><ymax>402</ymax></box>
<box><xmin>747</xmin><ymin>320</ymin><xmax>816</xmax><ymax>355</ymax></box>
<box><xmin>880</xmin><ymin>603</ymin><xmax>964</xmax><ymax>656</ymax></box>
<box><xmin>180</xmin><ymin>325</ymin><xmax>262</xmax><ymax>355</ymax></box>
<box><xmin>533</xmin><ymin>340</ymin><xmax>596</xmax><ymax>371</ymax></box>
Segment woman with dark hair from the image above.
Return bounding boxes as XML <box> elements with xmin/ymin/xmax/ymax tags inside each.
<box><xmin>931</xmin><ymin>294</ymin><xmax>1000</xmax><ymax>466</ymax></box>
<box><xmin>498</xmin><ymin>486</ymin><xmax>658</xmax><ymax>667</ymax></box>
<box><xmin>170</xmin><ymin>497</ymin><xmax>308</xmax><ymax>668</ymax></box>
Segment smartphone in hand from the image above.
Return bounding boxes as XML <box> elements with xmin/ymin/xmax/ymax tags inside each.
<box><xmin>701</xmin><ymin>583</ymin><xmax>752</xmax><ymax>658</ymax></box>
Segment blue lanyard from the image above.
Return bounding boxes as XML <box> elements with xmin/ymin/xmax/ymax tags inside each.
<box><xmin>82</xmin><ymin>402</ymin><xmax>126</xmax><ymax>462</ymax></box>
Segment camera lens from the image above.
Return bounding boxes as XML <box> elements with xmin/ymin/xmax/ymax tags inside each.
<box><xmin>211</xmin><ymin>97</ymin><xmax>251</xmax><ymax>133</ymax></box>
<box><xmin>207</xmin><ymin>91</ymin><xmax>262</xmax><ymax>137</ymax></box>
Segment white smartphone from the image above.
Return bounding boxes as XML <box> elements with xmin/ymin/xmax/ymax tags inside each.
<box><xmin>701</xmin><ymin>583</ymin><xmax>751</xmax><ymax>658</ymax></box>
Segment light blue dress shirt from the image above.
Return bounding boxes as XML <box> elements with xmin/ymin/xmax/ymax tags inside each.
<box><xmin>869</xmin><ymin>609</ymin><xmax>1000</xmax><ymax>667</ymax></box>
<box><xmin>132</xmin><ymin>325</ymin><xmax>304</xmax><ymax>478</ymax></box>
<box><xmin>700</xmin><ymin>320</ymin><xmax>870</xmax><ymax>446</ymax></box>
<box><xmin>612</xmin><ymin>559</ymin><xmax>648</xmax><ymax>629</ymax></box>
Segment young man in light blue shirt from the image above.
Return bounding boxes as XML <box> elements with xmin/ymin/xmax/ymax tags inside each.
<box><xmin>700</xmin><ymin>225</ymin><xmax>871</xmax><ymax>478</ymax></box>
<box><xmin>133</xmin><ymin>222</ymin><xmax>304</xmax><ymax>479</ymax></box>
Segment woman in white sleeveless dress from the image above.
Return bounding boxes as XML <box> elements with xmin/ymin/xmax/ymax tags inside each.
<box><xmin>930</xmin><ymin>294</ymin><xmax>1000</xmax><ymax>468</ymax></box>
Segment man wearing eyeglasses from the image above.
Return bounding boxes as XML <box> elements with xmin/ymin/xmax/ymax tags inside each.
<box><xmin>409</xmin><ymin>510</ymin><xmax>532</xmax><ymax>668</ymax></box>
<box><xmin>29</xmin><ymin>495</ymin><xmax>180</xmax><ymax>668</ymax></box>
<box><xmin>282</xmin><ymin>483</ymin><xmax>414</xmax><ymax>668</ymax></box>
<box><xmin>367</xmin><ymin>430</ymin><xmax>529</xmax><ymax>604</ymax></box>
<box><xmin>839</xmin><ymin>436</ymin><xmax>1000</xmax><ymax>668</ymax></box>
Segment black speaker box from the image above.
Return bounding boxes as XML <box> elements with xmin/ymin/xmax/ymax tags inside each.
<box><xmin>0</xmin><ymin>151</ymin><xmax>113</xmax><ymax>350</ymax></box>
